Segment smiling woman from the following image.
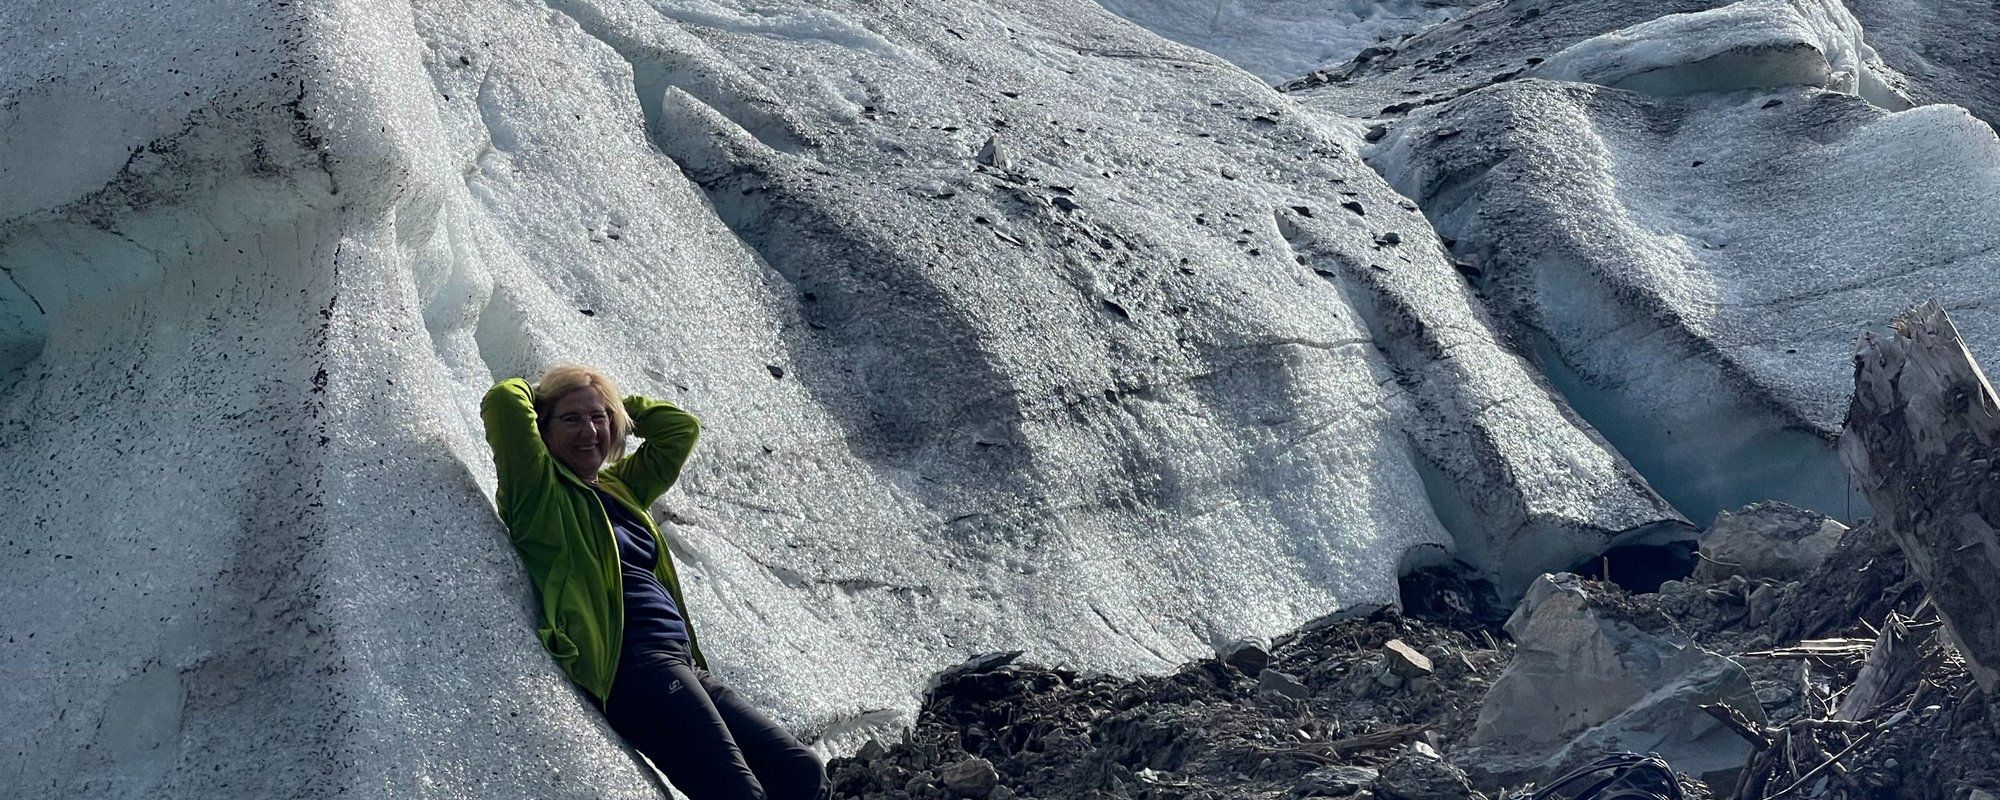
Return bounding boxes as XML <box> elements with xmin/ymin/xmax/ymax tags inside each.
<box><xmin>536</xmin><ymin>365</ymin><xmax>632</xmax><ymax>480</ymax></box>
<box><xmin>481</xmin><ymin>364</ymin><xmax>825</xmax><ymax>800</ymax></box>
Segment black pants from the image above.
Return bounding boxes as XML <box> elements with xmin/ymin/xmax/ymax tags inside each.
<box><xmin>603</xmin><ymin>642</ymin><xmax>825</xmax><ymax>800</ymax></box>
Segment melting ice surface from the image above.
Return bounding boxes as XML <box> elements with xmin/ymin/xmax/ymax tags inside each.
<box><xmin>1093</xmin><ymin>0</ymin><xmax>1477</xmax><ymax>83</ymax></box>
<box><xmin>3</xmin><ymin>0</ymin><xmax>1994</xmax><ymax>796</ymax></box>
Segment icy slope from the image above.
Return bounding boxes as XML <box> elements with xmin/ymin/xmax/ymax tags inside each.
<box><xmin>1282</xmin><ymin>0</ymin><xmax>1730</xmax><ymax>118</ymax></box>
<box><xmin>0</xmin><ymin>0</ymin><xmax>1681</xmax><ymax>796</ymax></box>
<box><xmin>1352</xmin><ymin>1</ymin><xmax>2000</xmax><ymax>518</ymax></box>
<box><xmin>1529</xmin><ymin>0</ymin><xmax>1904</xmax><ymax>106</ymax></box>
<box><xmin>1842</xmin><ymin>0</ymin><xmax>2000</xmax><ymax>128</ymax></box>
<box><xmin>1091</xmin><ymin>0</ymin><xmax>1477</xmax><ymax>84</ymax></box>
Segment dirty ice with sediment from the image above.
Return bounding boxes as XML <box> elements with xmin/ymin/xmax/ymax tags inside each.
<box><xmin>0</xmin><ymin>0</ymin><xmax>1994</xmax><ymax>796</ymax></box>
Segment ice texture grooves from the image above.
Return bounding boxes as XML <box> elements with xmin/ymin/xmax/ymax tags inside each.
<box><xmin>4</xmin><ymin>0</ymin><xmax>1681</xmax><ymax>796</ymax></box>
<box><xmin>1282</xmin><ymin>0</ymin><xmax>1729</xmax><ymax>118</ymax></box>
<box><xmin>1091</xmin><ymin>0</ymin><xmax>1481</xmax><ymax>85</ymax></box>
<box><xmin>1842</xmin><ymin>0</ymin><xmax>2000</xmax><ymax>129</ymax></box>
<box><xmin>1528</xmin><ymin>0</ymin><xmax>1901</xmax><ymax>105</ymax></box>
<box><xmin>1369</xmin><ymin>79</ymin><xmax>2000</xmax><ymax>520</ymax></box>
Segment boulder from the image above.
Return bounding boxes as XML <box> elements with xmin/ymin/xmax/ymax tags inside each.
<box><xmin>1694</xmin><ymin>501</ymin><xmax>1845</xmax><ymax>582</ymax></box>
<box><xmin>1220</xmin><ymin>638</ymin><xmax>1273</xmax><ymax>677</ymax></box>
<box><xmin>939</xmin><ymin>756</ymin><xmax>1000</xmax><ymax>799</ymax></box>
<box><xmin>1842</xmin><ymin>302</ymin><xmax>2000</xmax><ymax>692</ymax></box>
<box><xmin>1259</xmin><ymin>669</ymin><xmax>1310</xmax><ymax>701</ymax></box>
<box><xmin>1466</xmin><ymin>574</ymin><xmax>1764</xmax><ymax>787</ymax></box>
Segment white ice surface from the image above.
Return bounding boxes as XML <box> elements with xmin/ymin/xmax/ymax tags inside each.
<box><xmin>1</xmin><ymin>0</ymin><xmax>1686</xmax><ymax>796</ymax></box>
<box><xmin>1283</xmin><ymin>0</ymin><xmax>1733</xmax><ymax>119</ymax></box>
<box><xmin>1371</xmin><ymin>78</ymin><xmax>2000</xmax><ymax>520</ymax></box>
<box><xmin>1531</xmin><ymin>0</ymin><xmax>1896</xmax><ymax>103</ymax></box>
<box><xmin>1842</xmin><ymin>0</ymin><xmax>2000</xmax><ymax>128</ymax></box>
<box><xmin>1093</xmin><ymin>0</ymin><xmax>1475</xmax><ymax>84</ymax></box>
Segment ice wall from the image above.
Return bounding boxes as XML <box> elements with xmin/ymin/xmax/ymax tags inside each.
<box><xmin>1310</xmin><ymin>0</ymin><xmax>2000</xmax><ymax>520</ymax></box>
<box><xmin>1</xmin><ymin>0</ymin><xmax>1687</xmax><ymax>796</ymax></box>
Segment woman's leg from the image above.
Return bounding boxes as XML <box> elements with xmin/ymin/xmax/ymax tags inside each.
<box><xmin>693</xmin><ymin>670</ymin><xmax>827</xmax><ymax>800</ymax></box>
<box><xmin>604</xmin><ymin>651</ymin><xmax>767</xmax><ymax>800</ymax></box>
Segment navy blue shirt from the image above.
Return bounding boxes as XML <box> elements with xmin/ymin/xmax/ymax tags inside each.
<box><xmin>596</xmin><ymin>489</ymin><xmax>690</xmax><ymax>655</ymax></box>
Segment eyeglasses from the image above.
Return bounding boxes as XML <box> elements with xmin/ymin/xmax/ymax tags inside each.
<box><xmin>552</xmin><ymin>411</ymin><xmax>612</xmax><ymax>429</ymax></box>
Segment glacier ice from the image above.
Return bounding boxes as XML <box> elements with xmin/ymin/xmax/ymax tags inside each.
<box><xmin>1283</xmin><ymin>0</ymin><xmax>1728</xmax><ymax>118</ymax></box>
<box><xmin>1092</xmin><ymin>0</ymin><xmax>1478</xmax><ymax>85</ymax></box>
<box><xmin>1842</xmin><ymin>0</ymin><xmax>2000</xmax><ymax>128</ymax></box>
<box><xmin>1277</xmin><ymin>0</ymin><xmax>2000</xmax><ymax>523</ymax></box>
<box><xmin>0</xmin><ymin>0</ymin><xmax>1691</xmax><ymax>795</ymax></box>
<box><xmin>1529</xmin><ymin>0</ymin><xmax>1904</xmax><ymax>106</ymax></box>
<box><xmin>1368</xmin><ymin>78</ymin><xmax>2000</xmax><ymax>519</ymax></box>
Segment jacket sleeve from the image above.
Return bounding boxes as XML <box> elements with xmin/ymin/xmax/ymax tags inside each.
<box><xmin>481</xmin><ymin>378</ymin><xmax>556</xmax><ymax>529</ymax></box>
<box><xmin>607</xmin><ymin>394</ymin><xmax>700</xmax><ymax>507</ymax></box>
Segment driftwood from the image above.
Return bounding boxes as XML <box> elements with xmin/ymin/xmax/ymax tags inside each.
<box><xmin>1835</xmin><ymin>609</ymin><xmax>1944</xmax><ymax>721</ymax></box>
<box><xmin>1840</xmin><ymin>301</ymin><xmax>2000</xmax><ymax>692</ymax></box>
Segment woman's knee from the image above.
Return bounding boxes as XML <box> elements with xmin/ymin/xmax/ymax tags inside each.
<box><xmin>766</xmin><ymin>749</ymin><xmax>825</xmax><ymax>800</ymax></box>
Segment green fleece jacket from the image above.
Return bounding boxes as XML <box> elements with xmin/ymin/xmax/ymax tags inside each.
<box><xmin>482</xmin><ymin>377</ymin><xmax>706</xmax><ymax>703</ymax></box>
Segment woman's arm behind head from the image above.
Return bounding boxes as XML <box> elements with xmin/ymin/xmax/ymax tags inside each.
<box><xmin>482</xmin><ymin>377</ymin><xmax>556</xmax><ymax>518</ymax></box>
<box><xmin>606</xmin><ymin>394</ymin><xmax>700</xmax><ymax>507</ymax></box>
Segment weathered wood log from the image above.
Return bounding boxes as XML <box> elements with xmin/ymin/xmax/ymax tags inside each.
<box><xmin>1840</xmin><ymin>301</ymin><xmax>2000</xmax><ymax>692</ymax></box>
<box><xmin>1834</xmin><ymin>611</ymin><xmax>1943</xmax><ymax>721</ymax></box>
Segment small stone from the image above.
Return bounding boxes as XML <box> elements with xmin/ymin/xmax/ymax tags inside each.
<box><xmin>1375</xmin><ymin>659</ymin><xmax>1406</xmax><ymax>690</ymax></box>
<box><xmin>1363</xmin><ymin>124</ymin><xmax>1388</xmax><ymax>142</ymax></box>
<box><xmin>939</xmin><ymin>756</ymin><xmax>999</xmax><ymax>799</ymax></box>
<box><xmin>1294</xmin><ymin>765</ymin><xmax>1379</xmax><ymax>797</ymax></box>
<box><xmin>1051</xmin><ymin>196</ymin><xmax>1080</xmax><ymax>213</ymax></box>
<box><xmin>857</xmin><ymin>738</ymin><xmax>888</xmax><ymax>761</ymax></box>
<box><xmin>1259</xmin><ymin>668</ymin><xmax>1309</xmax><ymax>700</ymax></box>
<box><xmin>1745</xmin><ymin>582</ymin><xmax>1781</xmax><ymax>628</ymax></box>
<box><xmin>1384</xmin><ymin>639</ymin><xmax>1434</xmax><ymax>678</ymax></box>
<box><xmin>976</xmin><ymin>135</ymin><xmax>1008</xmax><ymax>169</ymax></box>
<box><xmin>1375</xmin><ymin>744</ymin><xmax>1481</xmax><ymax>800</ymax></box>
<box><xmin>1754</xmin><ymin>683</ymin><xmax>1795</xmax><ymax>706</ymax></box>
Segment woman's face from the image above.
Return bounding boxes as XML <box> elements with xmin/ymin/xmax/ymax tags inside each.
<box><xmin>543</xmin><ymin>387</ymin><xmax>615</xmax><ymax>481</ymax></box>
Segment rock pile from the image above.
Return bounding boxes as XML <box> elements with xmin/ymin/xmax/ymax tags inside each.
<box><xmin>827</xmin><ymin>608</ymin><xmax>1511</xmax><ymax>800</ymax></box>
<box><xmin>829</xmin><ymin>526</ymin><xmax>2000</xmax><ymax>799</ymax></box>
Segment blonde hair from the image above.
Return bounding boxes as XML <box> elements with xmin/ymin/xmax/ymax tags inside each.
<box><xmin>534</xmin><ymin>363</ymin><xmax>632</xmax><ymax>463</ymax></box>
